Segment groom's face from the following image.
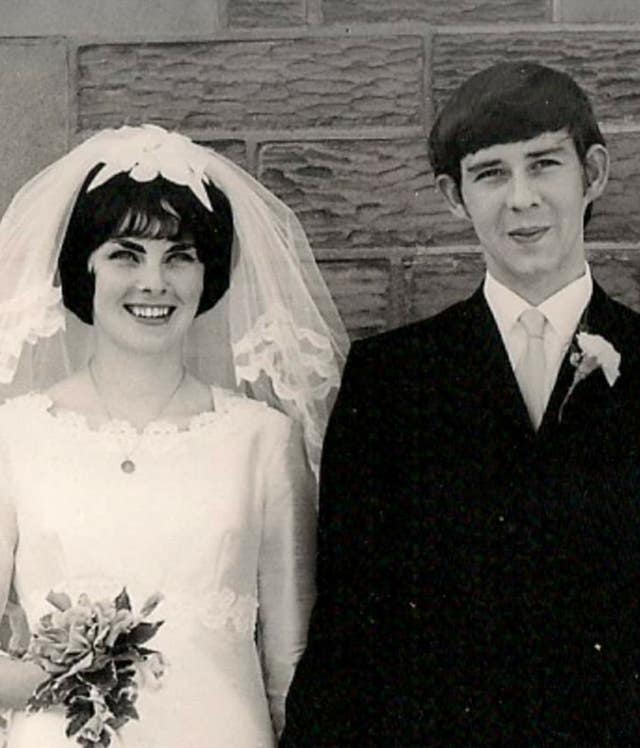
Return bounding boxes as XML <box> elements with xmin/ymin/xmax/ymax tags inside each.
<box><xmin>449</xmin><ymin>129</ymin><xmax>607</xmax><ymax>300</ymax></box>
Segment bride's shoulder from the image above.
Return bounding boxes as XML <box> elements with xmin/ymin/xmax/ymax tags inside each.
<box><xmin>0</xmin><ymin>371</ymin><xmax>90</xmax><ymax>426</ymax></box>
<box><xmin>212</xmin><ymin>387</ymin><xmax>292</xmax><ymax>428</ymax></box>
<box><xmin>0</xmin><ymin>391</ymin><xmax>52</xmax><ymax>432</ymax></box>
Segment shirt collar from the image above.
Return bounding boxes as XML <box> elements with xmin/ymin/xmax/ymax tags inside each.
<box><xmin>483</xmin><ymin>266</ymin><xmax>592</xmax><ymax>341</ymax></box>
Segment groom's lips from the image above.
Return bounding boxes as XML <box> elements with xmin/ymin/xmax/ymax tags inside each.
<box><xmin>508</xmin><ymin>226</ymin><xmax>550</xmax><ymax>243</ymax></box>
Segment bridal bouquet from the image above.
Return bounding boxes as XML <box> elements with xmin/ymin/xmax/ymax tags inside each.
<box><xmin>26</xmin><ymin>588</ymin><xmax>164</xmax><ymax>747</ymax></box>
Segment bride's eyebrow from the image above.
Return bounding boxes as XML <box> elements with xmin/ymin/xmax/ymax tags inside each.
<box><xmin>165</xmin><ymin>242</ymin><xmax>197</xmax><ymax>253</ymax></box>
<box><xmin>113</xmin><ymin>238</ymin><xmax>145</xmax><ymax>252</ymax></box>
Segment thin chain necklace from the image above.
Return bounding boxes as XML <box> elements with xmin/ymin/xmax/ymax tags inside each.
<box><xmin>88</xmin><ymin>358</ymin><xmax>187</xmax><ymax>474</ymax></box>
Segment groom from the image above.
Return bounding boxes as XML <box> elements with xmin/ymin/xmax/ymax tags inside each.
<box><xmin>282</xmin><ymin>62</ymin><xmax>640</xmax><ymax>745</ymax></box>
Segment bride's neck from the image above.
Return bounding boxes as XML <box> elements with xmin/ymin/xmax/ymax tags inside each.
<box><xmin>89</xmin><ymin>343</ymin><xmax>186</xmax><ymax>422</ymax></box>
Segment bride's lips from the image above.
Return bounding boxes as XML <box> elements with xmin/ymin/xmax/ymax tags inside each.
<box><xmin>123</xmin><ymin>303</ymin><xmax>176</xmax><ymax>324</ymax></box>
<box><xmin>508</xmin><ymin>226</ymin><xmax>550</xmax><ymax>244</ymax></box>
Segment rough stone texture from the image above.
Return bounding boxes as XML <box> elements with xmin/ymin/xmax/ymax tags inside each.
<box><xmin>433</xmin><ymin>32</ymin><xmax>640</xmax><ymax>123</ymax></box>
<box><xmin>318</xmin><ymin>259</ymin><xmax>391</xmax><ymax>338</ymax></box>
<box><xmin>77</xmin><ymin>35</ymin><xmax>424</xmax><ymax>132</ymax></box>
<box><xmin>256</xmin><ymin>130</ymin><xmax>640</xmax><ymax>252</ymax></box>
<box><xmin>588</xmin><ymin>246</ymin><xmax>640</xmax><ymax>312</ymax></box>
<box><xmin>258</xmin><ymin>140</ymin><xmax>449</xmax><ymax>250</ymax></box>
<box><xmin>227</xmin><ymin>0</ymin><xmax>305</xmax><ymax>27</ymax></box>
<box><xmin>587</xmin><ymin>131</ymin><xmax>640</xmax><ymax>243</ymax></box>
<box><xmin>396</xmin><ymin>245</ymin><xmax>640</xmax><ymax>334</ymax></box>
<box><xmin>0</xmin><ymin>0</ymin><xmax>220</xmax><ymax>37</ymax></box>
<box><xmin>0</xmin><ymin>39</ymin><xmax>69</xmax><ymax>215</ymax></box>
<box><xmin>405</xmin><ymin>251</ymin><xmax>485</xmax><ymax>323</ymax></box>
<box><xmin>558</xmin><ymin>0</ymin><xmax>640</xmax><ymax>22</ymax></box>
<box><xmin>323</xmin><ymin>0</ymin><xmax>548</xmax><ymax>24</ymax></box>
<box><xmin>197</xmin><ymin>140</ymin><xmax>248</xmax><ymax>170</ymax></box>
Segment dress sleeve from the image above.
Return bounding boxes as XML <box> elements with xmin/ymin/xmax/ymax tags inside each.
<box><xmin>257</xmin><ymin>416</ymin><xmax>317</xmax><ymax>739</ymax></box>
<box><xmin>0</xmin><ymin>436</ymin><xmax>17</xmax><ymax>621</ymax></box>
<box><xmin>280</xmin><ymin>341</ymin><xmax>389</xmax><ymax>745</ymax></box>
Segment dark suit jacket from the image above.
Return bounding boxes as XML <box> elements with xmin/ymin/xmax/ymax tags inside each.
<box><xmin>282</xmin><ymin>283</ymin><xmax>640</xmax><ymax>746</ymax></box>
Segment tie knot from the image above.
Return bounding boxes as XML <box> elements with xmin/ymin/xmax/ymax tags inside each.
<box><xmin>519</xmin><ymin>308</ymin><xmax>546</xmax><ymax>338</ymax></box>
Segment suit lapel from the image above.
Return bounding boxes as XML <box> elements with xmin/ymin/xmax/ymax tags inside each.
<box><xmin>434</xmin><ymin>283</ymin><xmax>621</xmax><ymax>438</ymax></box>
<box><xmin>538</xmin><ymin>343</ymin><xmax>576</xmax><ymax>433</ymax></box>
<box><xmin>457</xmin><ymin>287</ymin><xmax>535</xmax><ymax>435</ymax></box>
<box><xmin>539</xmin><ymin>282</ymin><xmax>617</xmax><ymax>434</ymax></box>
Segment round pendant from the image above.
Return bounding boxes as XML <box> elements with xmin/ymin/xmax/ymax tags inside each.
<box><xmin>121</xmin><ymin>459</ymin><xmax>136</xmax><ymax>474</ymax></box>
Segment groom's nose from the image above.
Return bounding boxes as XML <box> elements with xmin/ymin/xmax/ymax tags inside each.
<box><xmin>506</xmin><ymin>171</ymin><xmax>540</xmax><ymax>212</ymax></box>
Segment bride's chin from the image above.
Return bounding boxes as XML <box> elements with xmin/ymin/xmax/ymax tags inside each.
<box><xmin>96</xmin><ymin>321</ymin><xmax>193</xmax><ymax>357</ymax></box>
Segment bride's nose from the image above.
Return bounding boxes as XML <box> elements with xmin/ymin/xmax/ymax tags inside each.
<box><xmin>135</xmin><ymin>259</ymin><xmax>167</xmax><ymax>294</ymax></box>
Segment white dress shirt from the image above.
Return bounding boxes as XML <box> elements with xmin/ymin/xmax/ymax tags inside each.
<box><xmin>483</xmin><ymin>267</ymin><xmax>593</xmax><ymax>410</ymax></box>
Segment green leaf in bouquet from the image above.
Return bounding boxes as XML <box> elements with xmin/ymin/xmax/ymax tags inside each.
<box><xmin>114</xmin><ymin>588</ymin><xmax>132</xmax><ymax>612</ymax></box>
<box><xmin>65</xmin><ymin>700</ymin><xmax>93</xmax><ymax>737</ymax></box>
<box><xmin>113</xmin><ymin>659</ymin><xmax>135</xmax><ymax>673</ymax></box>
<box><xmin>103</xmin><ymin>609</ymin><xmax>136</xmax><ymax>648</ymax></box>
<box><xmin>106</xmin><ymin>695</ymin><xmax>139</xmax><ymax>726</ymax></box>
<box><xmin>133</xmin><ymin>646</ymin><xmax>158</xmax><ymax>658</ymax></box>
<box><xmin>122</xmin><ymin>620</ymin><xmax>164</xmax><ymax>648</ymax></box>
<box><xmin>65</xmin><ymin>650</ymin><xmax>96</xmax><ymax>678</ymax></box>
<box><xmin>26</xmin><ymin>679</ymin><xmax>55</xmax><ymax>712</ymax></box>
<box><xmin>79</xmin><ymin>661</ymin><xmax>118</xmax><ymax>691</ymax></box>
<box><xmin>90</xmin><ymin>652</ymin><xmax>116</xmax><ymax>673</ymax></box>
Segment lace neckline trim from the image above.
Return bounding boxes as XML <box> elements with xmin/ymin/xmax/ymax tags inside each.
<box><xmin>18</xmin><ymin>387</ymin><xmax>247</xmax><ymax>439</ymax></box>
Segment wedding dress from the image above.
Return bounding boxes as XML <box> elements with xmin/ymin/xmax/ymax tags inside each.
<box><xmin>0</xmin><ymin>387</ymin><xmax>316</xmax><ymax>747</ymax></box>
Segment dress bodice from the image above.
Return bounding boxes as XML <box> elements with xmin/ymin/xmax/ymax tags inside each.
<box><xmin>0</xmin><ymin>387</ymin><xmax>316</xmax><ymax>747</ymax></box>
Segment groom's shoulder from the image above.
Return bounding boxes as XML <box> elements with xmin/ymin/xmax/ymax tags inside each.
<box><xmin>603</xmin><ymin>291</ymin><xmax>640</xmax><ymax>325</ymax></box>
<box><xmin>350</xmin><ymin>294</ymin><xmax>476</xmax><ymax>365</ymax></box>
<box><xmin>596</xmin><ymin>286</ymin><xmax>640</xmax><ymax>340</ymax></box>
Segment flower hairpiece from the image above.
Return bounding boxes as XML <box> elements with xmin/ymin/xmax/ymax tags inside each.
<box><xmin>86</xmin><ymin>125</ymin><xmax>213</xmax><ymax>210</ymax></box>
<box><xmin>559</xmin><ymin>331</ymin><xmax>621</xmax><ymax>421</ymax></box>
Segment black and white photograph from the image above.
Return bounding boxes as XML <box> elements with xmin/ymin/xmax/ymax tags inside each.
<box><xmin>1</xmin><ymin>1</ymin><xmax>640</xmax><ymax>745</ymax></box>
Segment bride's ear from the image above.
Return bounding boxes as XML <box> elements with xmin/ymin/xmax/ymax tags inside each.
<box><xmin>435</xmin><ymin>174</ymin><xmax>470</xmax><ymax>221</ymax></box>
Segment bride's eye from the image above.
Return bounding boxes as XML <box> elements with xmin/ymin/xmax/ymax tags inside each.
<box><xmin>165</xmin><ymin>248</ymin><xmax>198</xmax><ymax>265</ymax></box>
<box><xmin>108</xmin><ymin>249</ymin><xmax>140</xmax><ymax>264</ymax></box>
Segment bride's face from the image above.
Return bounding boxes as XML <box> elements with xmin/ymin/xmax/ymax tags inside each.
<box><xmin>89</xmin><ymin>235</ymin><xmax>204</xmax><ymax>355</ymax></box>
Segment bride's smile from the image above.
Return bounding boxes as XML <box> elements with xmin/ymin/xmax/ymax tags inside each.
<box><xmin>125</xmin><ymin>303</ymin><xmax>175</xmax><ymax>322</ymax></box>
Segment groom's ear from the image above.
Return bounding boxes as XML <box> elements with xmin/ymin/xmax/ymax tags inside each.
<box><xmin>435</xmin><ymin>174</ymin><xmax>470</xmax><ymax>221</ymax></box>
<box><xmin>583</xmin><ymin>143</ymin><xmax>609</xmax><ymax>204</ymax></box>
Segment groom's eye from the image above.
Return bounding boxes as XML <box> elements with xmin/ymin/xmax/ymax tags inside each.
<box><xmin>530</xmin><ymin>158</ymin><xmax>561</xmax><ymax>172</ymax></box>
<box><xmin>474</xmin><ymin>167</ymin><xmax>506</xmax><ymax>182</ymax></box>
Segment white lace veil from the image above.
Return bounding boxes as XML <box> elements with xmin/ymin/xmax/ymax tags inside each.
<box><xmin>0</xmin><ymin>125</ymin><xmax>349</xmax><ymax>479</ymax></box>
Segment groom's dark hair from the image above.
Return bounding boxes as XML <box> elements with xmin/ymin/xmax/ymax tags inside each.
<box><xmin>428</xmin><ymin>61</ymin><xmax>605</xmax><ymax>224</ymax></box>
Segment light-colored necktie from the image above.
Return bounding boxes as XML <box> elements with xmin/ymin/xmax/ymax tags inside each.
<box><xmin>515</xmin><ymin>308</ymin><xmax>547</xmax><ymax>429</ymax></box>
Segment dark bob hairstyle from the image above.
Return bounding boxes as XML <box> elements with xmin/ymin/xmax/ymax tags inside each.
<box><xmin>428</xmin><ymin>62</ymin><xmax>605</xmax><ymax>224</ymax></box>
<box><xmin>58</xmin><ymin>167</ymin><xmax>234</xmax><ymax>324</ymax></box>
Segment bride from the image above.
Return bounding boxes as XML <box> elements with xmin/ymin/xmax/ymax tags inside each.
<box><xmin>0</xmin><ymin>125</ymin><xmax>348</xmax><ymax>746</ymax></box>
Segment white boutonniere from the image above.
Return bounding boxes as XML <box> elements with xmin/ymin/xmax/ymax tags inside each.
<box><xmin>559</xmin><ymin>332</ymin><xmax>621</xmax><ymax>421</ymax></box>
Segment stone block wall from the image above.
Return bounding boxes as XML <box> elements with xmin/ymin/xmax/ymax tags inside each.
<box><xmin>1</xmin><ymin>0</ymin><xmax>640</xmax><ymax>338</ymax></box>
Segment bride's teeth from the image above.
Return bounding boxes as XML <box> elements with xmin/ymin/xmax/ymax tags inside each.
<box><xmin>129</xmin><ymin>306</ymin><xmax>171</xmax><ymax>318</ymax></box>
